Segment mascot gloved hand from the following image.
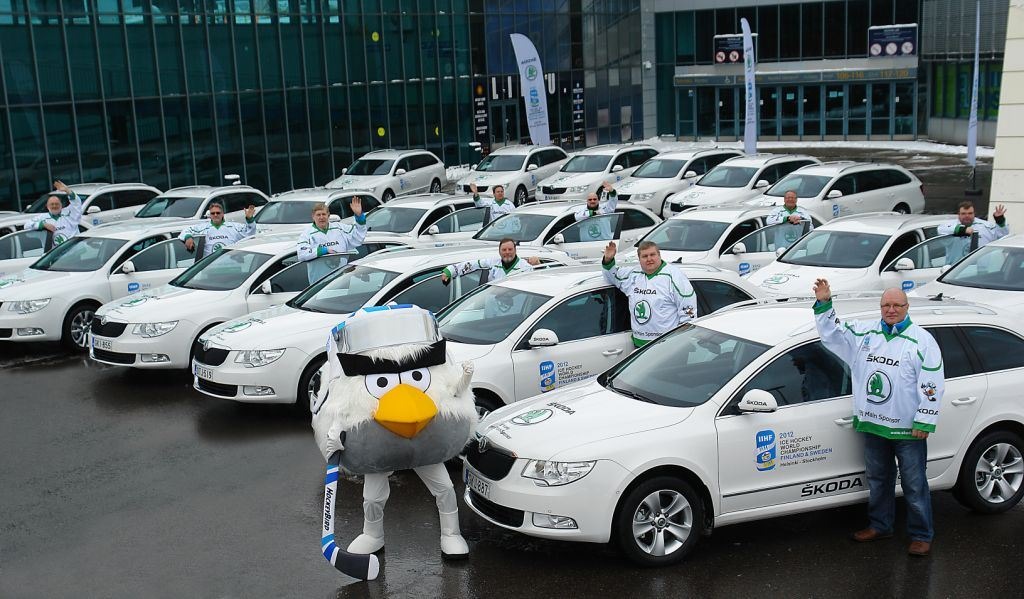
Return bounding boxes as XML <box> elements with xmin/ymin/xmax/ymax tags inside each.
<box><xmin>311</xmin><ymin>305</ymin><xmax>476</xmax><ymax>581</ymax></box>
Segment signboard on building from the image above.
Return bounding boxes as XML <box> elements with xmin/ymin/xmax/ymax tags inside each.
<box><xmin>472</xmin><ymin>78</ymin><xmax>490</xmax><ymax>154</ymax></box>
<box><xmin>868</xmin><ymin>24</ymin><xmax>918</xmax><ymax>58</ymax></box>
<box><xmin>714</xmin><ymin>34</ymin><xmax>757</xmax><ymax>64</ymax></box>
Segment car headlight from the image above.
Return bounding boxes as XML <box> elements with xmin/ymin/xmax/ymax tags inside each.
<box><xmin>521</xmin><ymin>459</ymin><xmax>596</xmax><ymax>486</ymax></box>
<box><xmin>234</xmin><ymin>348</ymin><xmax>285</xmax><ymax>368</ymax></box>
<box><xmin>131</xmin><ymin>321</ymin><xmax>179</xmax><ymax>338</ymax></box>
<box><xmin>7</xmin><ymin>298</ymin><xmax>50</xmax><ymax>314</ymax></box>
<box><xmin>633</xmin><ymin>192</ymin><xmax>655</xmax><ymax>201</ymax></box>
<box><xmin>567</xmin><ymin>185</ymin><xmax>590</xmax><ymax>193</ymax></box>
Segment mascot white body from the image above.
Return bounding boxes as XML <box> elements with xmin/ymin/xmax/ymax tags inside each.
<box><xmin>311</xmin><ymin>305</ymin><xmax>476</xmax><ymax>580</ymax></box>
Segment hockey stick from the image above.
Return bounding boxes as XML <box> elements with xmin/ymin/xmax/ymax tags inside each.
<box><xmin>321</xmin><ymin>451</ymin><xmax>380</xmax><ymax>580</ymax></box>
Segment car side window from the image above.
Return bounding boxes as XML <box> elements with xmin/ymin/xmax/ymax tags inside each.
<box><xmin>546</xmin><ymin>149</ymin><xmax>568</xmax><ymax>164</ymax></box>
<box><xmin>268</xmin><ymin>261</ymin><xmax>317</xmax><ymax>293</ymax></box>
<box><xmin>420</xmin><ymin>207</ymin><xmax>452</xmax><ymax>232</ymax></box>
<box><xmin>388</xmin><ymin>274</ymin><xmax>456</xmax><ymax>312</ymax></box>
<box><xmin>525</xmin><ymin>289</ymin><xmax>619</xmax><ymax>346</ymax></box>
<box><xmin>692</xmin><ymin>279</ymin><xmax>754</xmax><ymax>314</ymax></box>
<box><xmin>776</xmin><ymin>160</ymin><xmax>811</xmax><ymax>180</ymax></box>
<box><xmin>730</xmin><ymin>341</ymin><xmax>852</xmax><ymax>411</ymax></box>
<box><xmin>721</xmin><ymin>219</ymin><xmax>760</xmax><ymax>250</ymax></box>
<box><xmin>526</xmin><ymin>152</ymin><xmax>540</xmax><ymax>168</ymax></box>
<box><xmin>557</xmin><ymin>213</ymin><xmax>621</xmax><ymax>243</ymax></box>
<box><xmin>757</xmin><ymin>165</ymin><xmax>780</xmax><ymax>185</ymax></box>
<box><xmin>88</xmin><ymin>193</ymin><xmax>116</xmax><ymax>211</ymax></box>
<box><xmin>829</xmin><ymin>174</ymin><xmax>857</xmax><ymax>196</ymax></box>
<box><xmin>853</xmin><ymin>171</ymin><xmax>885</xmax><ymax>193</ymax></box>
<box><xmin>687</xmin><ymin>158</ymin><xmax>709</xmax><ymax>176</ymax></box>
<box><xmin>542</xmin><ymin>215</ymin><xmax>579</xmax><ymax>243</ymax></box>
<box><xmin>883</xmin><ymin>169</ymin><xmax>912</xmax><ymax>187</ymax></box>
<box><xmin>111</xmin><ymin>235</ymin><xmax>167</xmax><ymax>270</ymax></box>
<box><xmin>611</xmin><ymin>153</ymin><xmax>630</xmax><ymax>170</ymax></box>
<box><xmin>705</xmin><ymin>153</ymin><xmax>737</xmax><ymax>170</ymax></box>
<box><xmin>962</xmin><ymin>326</ymin><xmax>1024</xmax><ymax>372</ymax></box>
<box><xmin>396</xmin><ymin>157</ymin><xmax>412</xmax><ymax>173</ymax></box>
<box><xmin>925</xmin><ymin>326</ymin><xmax>975</xmax><ymax>379</ymax></box>
<box><xmin>127</xmin><ymin>239</ymin><xmax>186</xmax><ymax>272</ymax></box>
<box><xmin>619</xmin><ymin>208</ymin><xmax>656</xmax><ymax>231</ymax></box>
<box><xmin>885</xmin><ymin>236</ymin><xmax>954</xmax><ymax>271</ymax></box>
<box><xmin>879</xmin><ymin>232</ymin><xmax>922</xmax><ymax>269</ymax></box>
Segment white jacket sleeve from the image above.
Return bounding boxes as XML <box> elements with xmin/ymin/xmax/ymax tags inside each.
<box><xmin>178</xmin><ymin>223</ymin><xmax>202</xmax><ymax>241</ymax></box>
<box><xmin>936</xmin><ymin>219</ymin><xmax>961</xmax><ymax>236</ymax></box>
<box><xmin>601</xmin><ymin>259</ymin><xmax>634</xmax><ymax>294</ymax></box>
<box><xmin>345</xmin><ymin>216</ymin><xmax>368</xmax><ymax>249</ymax></box>
<box><xmin>573</xmin><ymin>207</ymin><xmax>589</xmax><ymax>222</ymax></box>
<box><xmin>812</xmin><ymin>299</ymin><xmax>860</xmax><ymax>364</ymax></box>
<box><xmin>913</xmin><ymin>335</ymin><xmax>945</xmax><ymax>433</ymax></box>
<box><xmin>24</xmin><ymin>214</ymin><xmax>46</xmax><ymax>231</ymax></box>
<box><xmin>296</xmin><ymin>229</ymin><xmax>317</xmax><ymax>262</ymax></box>
<box><xmin>443</xmin><ymin>258</ymin><xmax>493</xmax><ymax>280</ymax></box>
<box><xmin>241</xmin><ymin>218</ymin><xmax>256</xmax><ymax>238</ymax></box>
<box><xmin>472</xmin><ymin>193</ymin><xmax>492</xmax><ymax>209</ymax></box>
<box><xmin>64</xmin><ymin>190</ymin><xmax>84</xmax><ymax>225</ymax></box>
<box><xmin>669</xmin><ymin>269</ymin><xmax>698</xmax><ymax>323</ymax></box>
<box><xmin>599</xmin><ymin>190</ymin><xmax>618</xmax><ymax>215</ymax></box>
<box><xmin>765</xmin><ymin>208</ymin><xmax>785</xmax><ymax>226</ymax></box>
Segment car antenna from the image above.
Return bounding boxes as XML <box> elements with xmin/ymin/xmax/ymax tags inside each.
<box><xmin>928</xmin><ymin>292</ymin><xmax>943</xmax><ymax>301</ymax></box>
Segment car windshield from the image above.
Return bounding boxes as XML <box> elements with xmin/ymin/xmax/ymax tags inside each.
<box><xmin>766</xmin><ymin>174</ymin><xmax>832</xmax><ymax>198</ymax></box>
<box><xmin>345</xmin><ymin>159</ymin><xmax>394</xmax><ymax>176</ymax></box>
<box><xmin>137</xmin><ymin>196</ymin><xmax>204</xmax><ymax>218</ymax></box>
<box><xmin>780</xmin><ymin>230</ymin><xmax>889</xmax><ymax>268</ymax></box>
<box><xmin>169</xmin><ymin>249</ymin><xmax>272</xmax><ymax>291</ymax></box>
<box><xmin>255</xmin><ymin>201</ymin><xmax>317</xmax><ymax>224</ymax></box>
<box><xmin>697</xmin><ymin>166</ymin><xmax>759</xmax><ymax>188</ymax></box>
<box><xmin>560</xmin><ymin>154</ymin><xmax>611</xmax><ymax>173</ymax></box>
<box><xmin>291</xmin><ymin>264</ymin><xmax>400</xmax><ymax>313</ymax></box>
<box><xmin>632</xmin><ymin>159</ymin><xmax>686</xmax><ymax>179</ymax></box>
<box><xmin>599</xmin><ymin>323</ymin><xmax>769</xmax><ymax>408</ymax></box>
<box><xmin>474</xmin><ymin>213</ymin><xmax>555</xmax><ymax>242</ymax></box>
<box><xmin>25</xmin><ymin>192</ymin><xmax>78</xmax><ymax>214</ymax></box>
<box><xmin>438</xmin><ymin>286</ymin><xmax>551</xmax><ymax>345</ymax></box>
<box><xmin>475</xmin><ymin>154</ymin><xmax>526</xmax><ymax>172</ymax></box>
<box><xmin>30</xmin><ymin>236</ymin><xmax>127</xmax><ymax>272</ymax></box>
<box><xmin>366</xmin><ymin>207</ymin><xmax>427</xmax><ymax>233</ymax></box>
<box><xmin>642</xmin><ymin>219</ymin><xmax>730</xmax><ymax>251</ymax></box>
<box><xmin>939</xmin><ymin>245</ymin><xmax>1024</xmax><ymax>292</ymax></box>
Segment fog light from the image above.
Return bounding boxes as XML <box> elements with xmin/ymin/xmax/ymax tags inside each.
<box><xmin>243</xmin><ymin>385</ymin><xmax>275</xmax><ymax>396</ymax></box>
<box><xmin>17</xmin><ymin>328</ymin><xmax>43</xmax><ymax>336</ymax></box>
<box><xmin>140</xmin><ymin>353</ymin><xmax>170</xmax><ymax>363</ymax></box>
<box><xmin>532</xmin><ymin>513</ymin><xmax>578</xmax><ymax>529</ymax></box>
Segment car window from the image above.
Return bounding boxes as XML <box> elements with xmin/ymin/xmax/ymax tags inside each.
<box><xmin>522</xmin><ymin>289</ymin><xmax>621</xmax><ymax>347</ymax></box>
<box><xmin>757</xmin><ymin>165</ymin><xmax>780</xmax><ymax>185</ymax></box>
<box><xmin>732</xmin><ymin>222</ymin><xmax>798</xmax><ymax>254</ymax></box>
<box><xmin>962</xmin><ymin>326</ymin><xmax>1024</xmax><ymax>373</ymax></box>
<box><xmin>925</xmin><ymin>326</ymin><xmax>975</xmax><ymax>379</ymax></box>
<box><xmin>438</xmin><ymin>286</ymin><xmax>552</xmax><ymax>345</ymax></box>
<box><xmin>619</xmin><ymin>208</ymin><xmax>656</xmax><ymax>231</ymax></box>
<box><xmin>879</xmin><ymin>232</ymin><xmax>923</xmax><ymax>269</ymax></box>
<box><xmin>692</xmin><ymin>279</ymin><xmax>754</xmax><ymax>313</ymax></box>
<box><xmin>110</xmin><ymin>235</ymin><xmax>167</xmax><ymax>270</ymax></box>
<box><xmin>88</xmin><ymin>193</ymin><xmax>116</xmax><ymax>212</ymax></box>
<box><xmin>853</xmin><ymin>170</ymin><xmax>887</xmax><ymax>193</ymax></box>
<box><xmin>387</xmin><ymin>274</ymin><xmax>461</xmax><ymax>313</ymax></box>
<box><xmin>113</xmin><ymin>189</ymin><xmax>157</xmax><ymax>209</ymax></box>
<box><xmin>721</xmin><ymin>219</ymin><xmax>760</xmax><ymax>250</ymax></box>
<box><xmin>731</xmin><ymin>341</ymin><xmax>852</xmax><ymax>411</ymax></box>
<box><xmin>246</xmin><ymin>193</ymin><xmax>268</xmax><ymax>208</ymax></box>
<box><xmin>556</xmin><ymin>213</ymin><xmax>621</xmax><ymax>243</ymax></box>
<box><xmin>611</xmin><ymin>153</ymin><xmax>630</xmax><ymax>170</ymax></box>
<box><xmin>266</xmin><ymin>260</ymin><xmax>319</xmax><ymax>293</ymax></box>
<box><xmin>396</xmin><ymin>157</ymin><xmax>412</xmax><ymax>172</ymax></box>
<box><xmin>0</xmin><ymin>230</ymin><xmax>46</xmax><ymax>259</ymax></box>
<box><xmin>885</xmin><ymin>235</ymin><xmax>955</xmax><ymax>271</ymax></box>
<box><xmin>292</xmin><ymin>265</ymin><xmax>399</xmax><ymax>313</ymax></box>
<box><xmin>543</xmin><ymin>148</ymin><xmax>568</xmax><ymax>165</ymax></box>
<box><xmin>526</xmin><ymin>152</ymin><xmax>540</xmax><ymax>168</ymax></box>
<box><xmin>683</xmin><ymin>158</ymin><xmax>708</xmax><ymax>177</ymax></box>
<box><xmin>776</xmin><ymin>160</ymin><xmax>813</xmax><ymax>180</ymax></box>
<box><xmin>829</xmin><ymin>174</ymin><xmax>857</xmax><ymax>196</ymax></box>
<box><xmin>765</xmin><ymin>174</ymin><xmax>833</xmax><ymax>198</ymax></box>
<box><xmin>644</xmin><ymin>219</ymin><xmax>729</xmax><ymax>252</ymax></box>
<box><xmin>882</xmin><ymin>169</ymin><xmax>912</xmax><ymax>187</ymax></box>
<box><xmin>128</xmin><ymin>239</ymin><xmax>192</xmax><ymax>272</ymax></box>
<box><xmin>420</xmin><ymin>207</ymin><xmax>453</xmax><ymax>232</ymax></box>
<box><xmin>433</xmin><ymin>207</ymin><xmax>487</xmax><ymax>234</ymax></box>
<box><xmin>939</xmin><ymin>245</ymin><xmax>1024</xmax><ymax>291</ymax></box>
<box><xmin>215</xmin><ymin>194</ymin><xmax>243</xmax><ymax>213</ymax></box>
<box><xmin>781</xmin><ymin>230</ymin><xmax>888</xmax><ymax>268</ymax></box>
<box><xmin>707</xmin><ymin>153</ymin><xmax>739</xmax><ymax>169</ymax></box>
<box><xmin>697</xmin><ymin>166</ymin><xmax>758</xmax><ymax>188</ymax></box>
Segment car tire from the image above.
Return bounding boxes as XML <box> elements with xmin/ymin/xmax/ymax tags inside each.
<box><xmin>61</xmin><ymin>301</ymin><xmax>99</xmax><ymax>352</ymax></box>
<box><xmin>514</xmin><ymin>185</ymin><xmax>528</xmax><ymax>207</ymax></box>
<box><xmin>614</xmin><ymin>475</ymin><xmax>703</xmax><ymax>567</ymax></box>
<box><xmin>297</xmin><ymin>354</ymin><xmax>328</xmax><ymax>415</ymax></box>
<box><xmin>473</xmin><ymin>392</ymin><xmax>502</xmax><ymax>422</ymax></box>
<box><xmin>893</xmin><ymin>202</ymin><xmax>911</xmax><ymax>214</ymax></box>
<box><xmin>953</xmin><ymin>429</ymin><xmax>1024</xmax><ymax>514</ymax></box>
<box><xmin>381</xmin><ymin>189</ymin><xmax>395</xmax><ymax>203</ymax></box>
<box><xmin>430</xmin><ymin>178</ymin><xmax>442</xmax><ymax>193</ymax></box>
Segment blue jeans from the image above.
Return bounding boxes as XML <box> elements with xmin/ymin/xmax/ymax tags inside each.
<box><xmin>862</xmin><ymin>432</ymin><xmax>933</xmax><ymax>542</ymax></box>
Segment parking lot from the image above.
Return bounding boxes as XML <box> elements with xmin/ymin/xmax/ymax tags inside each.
<box><xmin>1</xmin><ymin>147</ymin><xmax>1017</xmax><ymax>599</ymax></box>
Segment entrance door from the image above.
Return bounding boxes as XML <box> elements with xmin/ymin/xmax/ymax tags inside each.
<box><xmin>718</xmin><ymin>87</ymin><xmax>738</xmax><ymax>140</ymax></box>
<box><xmin>697</xmin><ymin>87</ymin><xmax>716</xmax><ymax>138</ymax></box>
<box><xmin>802</xmin><ymin>86</ymin><xmax>822</xmax><ymax>140</ymax></box>
<box><xmin>824</xmin><ymin>85</ymin><xmax>845</xmax><ymax>138</ymax></box>
<box><xmin>677</xmin><ymin>88</ymin><xmax>696</xmax><ymax>140</ymax></box>
<box><xmin>489</xmin><ymin>100</ymin><xmax>521</xmax><ymax>148</ymax></box>
<box><xmin>894</xmin><ymin>82</ymin><xmax>915</xmax><ymax>138</ymax></box>
<box><xmin>780</xmin><ymin>86</ymin><xmax>799</xmax><ymax>136</ymax></box>
<box><xmin>760</xmin><ymin>86</ymin><xmax>778</xmax><ymax>139</ymax></box>
<box><xmin>848</xmin><ymin>84</ymin><xmax>867</xmax><ymax>137</ymax></box>
<box><xmin>870</xmin><ymin>82</ymin><xmax>892</xmax><ymax>139</ymax></box>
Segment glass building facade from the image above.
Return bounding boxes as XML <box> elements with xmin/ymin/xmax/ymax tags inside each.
<box><xmin>0</xmin><ymin>1</ymin><xmax>642</xmax><ymax>211</ymax></box>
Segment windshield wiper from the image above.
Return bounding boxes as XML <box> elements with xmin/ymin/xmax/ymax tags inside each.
<box><xmin>608</xmin><ymin>380</ymin><xmax>655</xmax><ymax>404</ymax></box>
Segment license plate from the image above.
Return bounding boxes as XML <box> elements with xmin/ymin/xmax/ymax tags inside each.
<box><xmin>92</xmin><ymin>336</ymin><xmax>112</xmax><ymax>351</ymax></box>
<box><xmin>466</xmin><ymin>470</ymin><xmax>491</xmax><ymax>499</ymax></box>
<box><xmin>193</xmin><ymin>362</ymin><xmax>214</xmax><ymax>380</ymax></box>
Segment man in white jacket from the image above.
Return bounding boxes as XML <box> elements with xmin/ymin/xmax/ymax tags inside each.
<box><xmin>24</xmin><ymin>180</ymin><xmax>83</xmax><ymax>249</ymax></box>
<box><xmin>470</xmin><ymin>182</ymin><xmax>514</xmax><ymax>225</ymax></box>
<box><xmin>440</xmin><ymin>238</ymin><xmax>540</xmax><ymax>285</ymax></box>
<box><xmin>765</xmin><ymin>190</ymin><xmax>814</xmax><ymax>250</ymax></box>
<box><xmin>602</xmin><ymin>240</ymin><xmax>697</xmax><ymax>348</ymax></box>
<box><xmin>937</xmin><ymin>201</ymin><xmax>1008</xmax><ymax>264</ymax></box>
<box><xmin>178</xmin><ymin>201</ymin><xmax>256</xmax><ymax>258</ymax></box>
<box><xmin>812</xmin><ymin>279</ymin><xmax>944</xmax><ymax>557</ymax></box>
<box><xmin>573</xmin><ymin>181</ymin><xmax>619</xmax><ymax>222</ymax></box>
<box><xmin>296</xmin><ymin>198</ymin><xmax>366</xmax><ymax>283</ymax></box>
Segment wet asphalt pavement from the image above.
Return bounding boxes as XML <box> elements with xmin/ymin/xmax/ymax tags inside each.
<box><xmin>0</xmin><ymin>149</ymin><xmax>1016</xmax><ymax>599</ymax></box>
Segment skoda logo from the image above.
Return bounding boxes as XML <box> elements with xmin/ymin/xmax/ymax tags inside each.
<box><xmin>866</xmin><ymin>370</ymin><xmax>893</xmax><ymax>405</ymax></box>
<box><xmin>201</xmin><ymin>338</ymin><xmax>210</xmax><ymax>350</ymax></box>
<box><xmin>764</xmin><ymin>274</ymin><xmax>791</xmax><ymax>285</ymax></box>
<box><xmin>98</xmin><ymin>316</ymin><xmax>107</xmax><ymax>326</ymax></box>
<box><xmin>525</xmin><ymin>65</ymin><xmax>538</xmax><ymax>80</ymax></box>
<box><xmin>634</xmin><ymin>300</ymin><xmax>652</xmax><ymax>325</ymax></box>
<box><xmin>478</xmin><ymin>436</ymin><xmax>490</xmax><ymax>453</ymax></box>
<box><xmin>511</xmin><ymin>408</ymin><xmax>553</xmax><ymax>426</ymax></box>
<box><xmin>224</xmin><ymin>321</ymin><xmax>252</xmax><ymax>333</ymax></box>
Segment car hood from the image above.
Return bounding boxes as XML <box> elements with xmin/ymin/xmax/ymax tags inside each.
<box><xmin>0</xmin><ymin>213</ymin><xmax>34</xmax><ymax>228</ymax></box>
<box><xmin>202</xmin><ymin>305</ymin><xmax>341</xmax><ymax>349</ymax></box>
<box><xmin>477</xmin><ymin>381</ymin><xmax>694</xmax><ymax>460</ymax></box>
<box><xmin>673</xmin><ymin>185</ymin><xmax>757</xmax><ymax>206</ymax></box>
<box><xmin>97</xmin><ymin>285</ymin><xmax>232</xmax><ymax>321</ymax></box>
<box><xmin>456</xmin><ymin>172</ymin><xmax>518</xmax><ymax>186</ymax></box>
<box><xmin>748</xmin><ymin>263</ymin><xmax>870</xmax><ymax>297</ymax></box>
<box><xmin>0</xmin><ymin>258</ymin><xmax>36</xmax><ymax>279</ymax></box>
<box><xmin>0</xmin><ymin>268</ymin><xmax>94</xmax><ymax>299</ymax></box>
<box><xmin>911</xmin><ymin>280</ymin><xmax>1024</xmax><ymax>310</ymax></box>
<box><xmin>616</xmin><ymin>177</ymin><xmax>683</xmax><ymax>195</ymax></box>
<box><xmin>445</xmin><ymin>340</ymin><xmax>498</xmax><ymax>363</ymax></box>
<box><xmin>325</xmin><ymin>174</ymin><xmax>389</xmax><ymax>191</ymax></box>
<box><xmin>538</xmin><ymin>172</ymin><xmax>603</xmax><ymax>188</ymax></box>
<box><xmin>658</xmin><ymin>249</ymin><xmax>712</xmax><ymax>263</ymax></box>
<box><xmin>255</xmin><ymin>222</ymin><xmax>307</xmax><ymax>235</ymax></box>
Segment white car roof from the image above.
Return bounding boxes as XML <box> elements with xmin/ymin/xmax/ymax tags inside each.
<box><xmin>986</xmin><ymin>233</ymin><xmax>1024</xmax><ymax>248</ymax></box>
<box><xmin>78</xmin><ymin>218</ymin><xmax>204</xmax><ymax>241</ymax></box>
<box><xmin>512</xmin><ymin>200</ymin><xmax>586</xmax><ymax>216</ymax></box>
<box><xmin>491</xmin><ymin>263</ymin><xmax>747</xmax><ymax>296</ymax></box>
<box><xmin>268</xmin><ymin>188</ymin><xmax>361</xmax><ymax>202</ymax></box>
<box><xmin>359</xmin><ymin>148</ymin><xmax>438</xmax><ymax>160</ymax></box>
<box><xmin>818</xmin><ymin>213</ymin><xmax>948</xmax><ymax>235</ymax></box>
<box><xmin>647</xmin><ymin>149</ymin><xmax>740</xmax><ymax>161</ymax></box>
<box><xmin>487</xmin><ymin>144</ymin><xmax>562</xmax><ymax>156</ymax></box>
<box><xmin>718</xmin><ymin>153</ymin><xmax>819</xmax><ymax>168</ymax></box>
<box><xmin>573</xmin><ymin>143</ymin><xmax>654</xmax><ymax>156</ymax></box>
<box><xmin>228</xmin><ymin>233</ymin><xmax>302</xmax><ymax>255</ymax></box>
<box><xmin>374</xmin><ymin>193</ymin><xmax>474</xmax><ymax>209</ymax></box>
<box><xmin>67</xmin><ymin>182</ymin><xmax>160</xmax><ymax>195</ymax></box>
<box><xmin>159</xmin><ymin>185</ymin><xmax>264</xmax><ymax>198</ymax></box>
<box><xmin>351</xmin><ymin>244</ymin><xmax>574</xmax><ymax>274</ymax></box>
<box><xmin>794</xmin><ymin>161</ymin><xmax>918</xmax><ymax>177</ymax></box>
<box><xmin>667</xmin><ymin>205</ymin><xmax>778</xmax><ymax>223</ymax></box>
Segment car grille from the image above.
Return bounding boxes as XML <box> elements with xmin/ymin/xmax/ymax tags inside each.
<box><xmin>92</xmin><ymin>348</ymin><xmax>135</xmax><ymax>365</ymax></box>
<box><xmin>465</xmin><ymin>438</ymin><xmax>517</xmax><ymax>481</ymax></box>
<box><xmin>468</xmin><ymin>490</ymin><xmax>525</xmax><ymax>527</ymax></box>
<box><xmin>617</xmin><ymin>194</ymin><xmax>631</xmax><ymax>202</ymax></box>
<box><xmin>0</xmin><ymin>328</ymin><xmax>11</xmax><ymax>339</ymax></box>
<box><xmin>670</xmin><ymin>203</ymin><xmax>696</xmax><ymax>212</ymax></box>
<box><xmin>541</xmin><ymin>186</ymin><xmax>566</xmax><ymax>195</ymax></box>
<box><xmin>193</xmin><ymin>342</ymin><xmax>229</xmax><ymax>366</ymax></box>
<box><xmin>196</xmin><ymin>377</ymin><xmax>238</xmax><ymax>397</ymax></box>
<box><xmin>463</xmin><ymin>184</ymin><xmax>488</xmax><ymax>193</ymax></box>
<box><xmin>90</xmin><ymin>319</ymin><xmax>127</xmax><ymax>338</ymax></box>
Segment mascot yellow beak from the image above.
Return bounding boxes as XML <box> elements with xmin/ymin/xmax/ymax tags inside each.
<box><xmin>373</xmin><ymin>383</ymin><xmax>438</xmax><ymax>439</ymax></box>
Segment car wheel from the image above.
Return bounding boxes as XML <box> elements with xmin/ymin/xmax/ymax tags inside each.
<box><xmin>514</xmin><ymin>185</ymin><xmax>528</xmax><ymax>207</ymax></box>
<box><xmin>474</xmin><ymin>392</ymin><xmax>502</xmax><ymax>422</ymax></box>
<box><xmin>297</xmin><ymin>354</ymin><xmax>328</xmax><ymax>414</ymax></box>
<box><xmin>61</xmin><ymin>302</ymin><xmax>98</xmax><ymax>352</ymax></box>
<box><xmin>430</xmin><ymin>178</ymin><xmax>442</xmax><ymax>193</ymax></box>
<box><xmin>614</xmin><ymin>475</ymin><xmax>703</xmax><ymax>567</ymax></box>
<box><xmin>893</xmin><ymin>202</ymin><xmax>911</xmax><ymax>214</ymax></box>
<box><xmin>381</xmin><ymin>189</ymin><xmax>395</xmax><ymax>203</ymax></box>
<box><xmin>953</xmin><ymin>430</ymin><xmax>1024</xmax><ymax>513</ymax></box>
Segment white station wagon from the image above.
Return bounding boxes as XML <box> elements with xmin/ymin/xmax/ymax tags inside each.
<box><xmin>536</xmin><ymin>144</ymin><xmax>659</xmax><ymax>202</ymax></box>
<box><xmin>911</xmin><ymin>234</ymin><xmax>1024</xmax><ymax>313</ymax></box>
<box><xmin>464</xmin><ymin>297</ymin><xmax>1024</xmax><ymax>566</ymax></box>
<box><xmin>325</xmin><ymin>148</ymin><xmax>447</xmax><ymax>202</ymax></box>
<box><xmin>456</xmin><ymin>145</ymin><xmax>570</xmax><ymax>206</ymax></box>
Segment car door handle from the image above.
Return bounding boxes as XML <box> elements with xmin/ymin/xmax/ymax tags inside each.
<box><xmin>834</xmin><ymin>416</ymin><xmax>855</xmax><ymax>427</ymax></box>
<box><xmin>951</xmin><ymin>396</ymin><xmax>978</xmax><ymax>406</ymax></box>
<box><xmin>602</xmin><ymin>349</ymin><xmax>623</xmax><ymax>357</ymax></box>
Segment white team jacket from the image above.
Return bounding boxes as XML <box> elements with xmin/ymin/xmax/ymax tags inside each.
<box><xmin>24</xmin><ymin>189</ymin><xmax>84</xmax><ymax>247</ymax></box>
<box><xmin>296</xmin><ymin>216</ymin><xmax>368</xmax><ymax>283</ymax></box>
<box><xmin>573</xmin><ymin>190</ymin><xmax>619</xmax><ymax>222</ymax></box>
<box><xmin>177</xmin><ymin>219</ymin><xmax>257</xmax><ymax>258</ymax></box>
<box><xmin>602</xmin><ymin>258</ymin><xmax>697</xmax><ymax>347</ymax></box>
<box><xmin>473</xmin><ymin>194</ymin><xmax>515</xmax><ymax>224</ymax></box>
<box><xmin>765</xmin><ymin>205</ymin><xmax>815</xmax><ymax>249</ymax></box>
<box><xmin>443</xmin><ymin>255</ymin><xmax>534</xmax><ymax>284</ymax></box>
<box><xmin>937</xmin><ymin>217</ymin><xmax>1009</xmax><ymax>263</ymax></box>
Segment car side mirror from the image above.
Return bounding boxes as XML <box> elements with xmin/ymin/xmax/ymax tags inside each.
<box><xmin>395</xmin><ymin>168</ymin><xmax>407</xmax><ymax>176</ymax></box>
<box><xmin>894</xmin><ymin>257</ymin><xmax>915</xmax><ymax>271</ymax></box>
<box><xmin>754</xmin><ymin>179</ymin><xmax>770</xmax><ymax>189</ymax></box>
<box><xmin>827</xmin><ymin>189</ymin><xmax>843</xmax><ymax>199</ymax></box>
<box><xmin>426</xmin><ymin>224</ymin><xmax>440</xmax><ymax>235</ymax></box>
<box><xmin>528</xmin><ymin>328</ymin><xmax>559</xmax><ymax>347</ymax></box>
<box><xmin>527</xmin><ymin>163</ymin><xmax>538</xmax><ymax>172</ymax></box>
<box><xmin>611</xmin><ymin>164</ymin><xmax>624</xmax><ymax>173</ymax></box>
<box><xmin>120</xmin><ymin>259</ymin><xmax>135</xmax><ymax>274</ymax></box>
<box><xmin>551</xmin><ymin>233</ymin><xmax>564</xmax><ymax>245</ymax></box>
<box><xmin>738</xmin><ymin>389</ymin><xmax>778</xmax><ymax>413</ymax></box>
<box><xmin>775</xmin><ymin>247</ymin><xmax>787</xmax><ymax>258</ymax></box>
<box><xmin>684</xmin><ymin>170</ymin><xmax>698</xmax><ymax>179</ymax></box>
<box><xmin>470</xmin><ymin>164</ymin><xmax>477</xmax><ymax>170</ymax></box>
<box><xmin>329</xmin><ymin>214</ymin><xmax>341</xmax><ymax>222</ymax></box>
<box><xmin>940</xmin><ymin>264</ymin><xmax>952</xmax><ymax>274</ymax></box>
<box><xmin>86</xmin><ymin>205</ymin><xmax>101</xmax><ymax>214</ymax></box>
<box><xmin>731</xmin><ymin>242</ymin><xmax>746</xmax><ymax>255</ymax></box>
<box><xmin>341</xmin><ymin>167</ymin><xmax>348</xmax><ymax>174</ymax></box>
<box><xmin>259</xmin><ymin>280</ymin><xmax>272</xmax><ymax>294</ymax></box>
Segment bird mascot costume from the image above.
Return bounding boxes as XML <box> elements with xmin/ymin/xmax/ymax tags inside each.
<box><xmin>311</xmin><ymin>305</ymin><xmax>476</xmax><ymax>581</ymax></box>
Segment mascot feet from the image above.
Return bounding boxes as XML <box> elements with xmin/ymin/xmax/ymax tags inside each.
<box><xmin>347</xmin><ymin>517</ymin><xmax>385</xmax><ymax>554</ymax></box>
<box><xmin>439</xmin><ymin>511</ymin><xmax>469</xmax><ymax>560</ymax></box>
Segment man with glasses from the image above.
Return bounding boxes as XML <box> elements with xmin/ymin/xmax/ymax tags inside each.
<box><xmin>812</xmin><ymin>279</ymin><xmax>944</xmax><ymax>557</ymax></box>
<box><xmin>178</xmin><ymin>201</ymin><xmax>257</xmax><ymax>258</ymax></box>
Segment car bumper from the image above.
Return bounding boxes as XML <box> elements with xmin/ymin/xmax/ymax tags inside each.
<box><xmin>0</xmin><ymin>307</ymin><xmax>62</xmax><ymax>342</ymax></box>
<box><xmin>461</xmin><ymin>459</ymin><xmax>628</xmax><ymax>543</ymax></box>
<box><xmin>190</xmin><ymin>348</ymin><xmax>309</xmax><ymax>404</ymax></box>
<box><xmin>88</xmin><ymin>322</ymin><xmax>195</xmax><ymax>368</ymax></box>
